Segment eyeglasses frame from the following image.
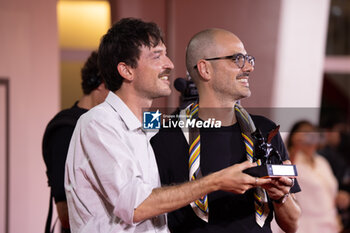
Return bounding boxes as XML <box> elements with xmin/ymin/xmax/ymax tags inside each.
<box><xmin>193</xmin><ymin>53</ymin><xmax>255</xmax><ymax>69</ymax></box>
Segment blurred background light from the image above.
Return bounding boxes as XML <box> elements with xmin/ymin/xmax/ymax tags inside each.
<box><xmin>57</xmin><ymin>0</ymin><xmax>111</xmax><ymax>49</ymax></box>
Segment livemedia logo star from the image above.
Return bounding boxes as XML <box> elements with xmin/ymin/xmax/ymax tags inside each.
<box><xmin>143</xmin><ymin>110</ymin><xmax>161</xmax><ymax>129</ymax></box>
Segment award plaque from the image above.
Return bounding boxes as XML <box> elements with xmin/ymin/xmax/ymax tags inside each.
<box><xmin>243</xmin><ymin>126</ymin><xmax>298</xmax><ymax>178</ymax></box>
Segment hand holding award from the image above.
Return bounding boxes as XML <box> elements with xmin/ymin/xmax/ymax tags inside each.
<box><xmin>243</xmin><ymin>126</ymin><xmax>298</xmax><ymax>178</ymax></box>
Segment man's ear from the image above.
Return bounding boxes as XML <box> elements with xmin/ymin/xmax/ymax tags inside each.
<box><xmin>197</xmin><ymin>60</ymin><xmax>211</xmax><ymax>81</ymax></box>
<box><xmin>96</xmin><ymin>82</ymin><xmax>106</xmax><ymax>91</ymax></box>
<box><xmin>117</xmin><ymin>62</ymin><xmax>133</xmax><ymax>81</ymax></box>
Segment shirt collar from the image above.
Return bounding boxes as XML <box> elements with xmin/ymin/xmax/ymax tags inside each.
<box><xmin>105</xmin><ymin>91</ymin><xmax>141</xmax><ymax>131</ymax></box>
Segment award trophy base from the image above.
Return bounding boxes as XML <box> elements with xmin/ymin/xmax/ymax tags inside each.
<box><xmin>243</xmin><ymin>164</ymin><xmax>298</xmax><ymax>178</ymax></box>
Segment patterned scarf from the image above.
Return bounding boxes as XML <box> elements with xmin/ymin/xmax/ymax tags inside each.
<box><xmin>179</xmin><ymin>102</ymin><xmax>269</xmax><ymax>227</ymax></box>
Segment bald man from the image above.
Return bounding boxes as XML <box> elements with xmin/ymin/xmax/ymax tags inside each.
<box><xmin>151</xmin><ymin>29</ymin><xmax>301</xmax><ymax>233</ymax></box>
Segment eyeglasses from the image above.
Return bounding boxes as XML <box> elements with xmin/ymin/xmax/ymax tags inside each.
<box><xmin>193</xmin><ymin>53</ymin><xmax>255</xmax><ymax>69</ymax></box>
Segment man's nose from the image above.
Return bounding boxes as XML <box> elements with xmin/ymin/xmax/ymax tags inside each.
<box><xmin>164</xmin><ymin>56</ymin><xmax>174</xmax><ymax>70</ymax></box>
<box><xmin>242</xmin><ymin>60</ymin><xmax>254</xmax><ymax>72</ymax></box>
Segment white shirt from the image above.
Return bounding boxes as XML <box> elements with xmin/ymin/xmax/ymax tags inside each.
<box><xmin>65</xmin><ymin>92</ymin><xmax>169</xmax><ymax>233</ymax></box>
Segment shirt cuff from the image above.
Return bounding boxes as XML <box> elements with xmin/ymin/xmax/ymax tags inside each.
<box><xmin>113</xmin><ymin>177</ymin><xmax>154</xmax><ymax>225</ymax></box>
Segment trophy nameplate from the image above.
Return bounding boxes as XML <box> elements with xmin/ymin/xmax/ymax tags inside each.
<box><xmin>243</xmin><ymin>164</ymin><xmax>298</xmax><ymax>178</ymax></box>
<box><xmin>243</xmin><ymin>126</ymin><xmax>298</xmax><ymax>178</ymax></box>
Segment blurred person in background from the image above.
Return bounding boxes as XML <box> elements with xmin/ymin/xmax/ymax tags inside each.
<box><xmin>42</xmin><ymin>51</ymin><xmax>109</xmax><ymax>233</ymax></box>
<box><xmin>286</xmin><ymin>120</ymin><xmax>341</xmax><ymax>233</ymax></box>
<box><xmin>319</xmin><ymin>120</ymin><xmax>350</xmax><ymax>231</ymax></box>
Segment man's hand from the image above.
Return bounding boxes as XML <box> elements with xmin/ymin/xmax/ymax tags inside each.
<box><xmin>215</xmin><ymin>161</ymin><xmax>271</xmax><ymax>194</ymax></box>
<box><xmin>261</xmin><ymin>176</ymin><xmax>294</xmax><ymax>201</ymax></box>
<box><xmin>336</xmin><ymin>190</ymin><xmax>350</xmax><ymax>210</ymax></box>
<box><xmin>265</xmin><ymin>160</ymin><xmax>301</xmax><ymax>233</ymax></box>
<box><xmin>56</xmin><ymin>201</ymin><xmax>70</xmax><ymax>229</ymax></box>
<box><xmin>261</xmin><ymin>160</ymin><xmax>295</xmax><ymax>201</ymax></box>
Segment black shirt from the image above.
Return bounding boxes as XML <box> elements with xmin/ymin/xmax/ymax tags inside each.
<box><xmin>151</xmin><ymin>115</ymin><xmax>300</xmax><ymax>233</ymax></box>
<box><xmin>42</xmin><ymin>102</ymin><xmax>87</xmax><ymax>203</ymax></box>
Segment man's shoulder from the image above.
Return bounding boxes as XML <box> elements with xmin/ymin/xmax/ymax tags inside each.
<box><xmin>151</xmin><ymin>125</ymin><xmax>183</xmax><ymax>144</ymax></box>
<box><xmin>47</xmin><ymin>103</ymin><xmax>87</xmax><ymax>125</ymax></box>
<box><xmin>250</xmin><ymin>114</ymin><xmax>278</xmax><ymax>132</ymax></box>
<box><xmin>81</xmin><ymin>102</ymin><xmax>116</xmax><ymax>122</ymax></box>
<box><xmin>251</xmin><ymin>114</ymin><xmax>275</xmax><ymax>125</ymax></box>
<box><xmin>150</xmin><ymin>117</ymin><xmax>186</xmax><ymax>154</ymax></box>
<box><xmin>44</xmin><ymin>107</ymin><xmax>84</xmax><ymax>136</ymax></box>
<box><xmin>77</xmin><ymin>102</ymin><xmax>129</xmax><ymax>138</ymax></box>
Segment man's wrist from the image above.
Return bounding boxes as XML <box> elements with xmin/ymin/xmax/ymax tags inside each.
<box><xmin>272</xmin><ymin>193</ymin><xmax>290</xmax><ymax>204</ymax></box>
<box><xmin>206</xmin><ymin>171</ymin><xmax>221</xmax><ymax>192</ymax></box>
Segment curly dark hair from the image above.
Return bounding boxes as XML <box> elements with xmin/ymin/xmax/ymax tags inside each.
<box><xmin>98</xmin><ymin>17</ymin><xmax>164</xmax><ymax>91</ymax></box>
<box><xmin>81</xmin><ymin>51</ymin><xmax>102</xmax><ymax>94</ymax></box>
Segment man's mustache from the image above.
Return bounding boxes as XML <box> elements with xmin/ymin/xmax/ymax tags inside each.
<box><xmin>237</xmin><ymin>72</ymin><xmax>250</xmax><ymax>78</ymax></box>
<box><xmin>159</xmin><ymin>69</ymin><xmax>172</xmax><ymax>77</ymax></box>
